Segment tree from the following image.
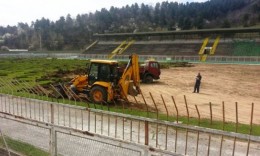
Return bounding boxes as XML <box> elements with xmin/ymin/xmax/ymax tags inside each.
<box><xmin>243</xmin><ymin>13</ymin><xmax>250</xmax><ymax>27</ymax></box>
<box><xmin>0</xmin><ymin>0</ymin><xmax>257</xmax><ymax>50</ymax></box>
<box><xmin>221</xmin><ymin>19</ymin><xmax>231</xmax><ymax>28</ymax></box>
<box><xmin>194</xmin><ymin>16</ymin><xmax>204</xmax><ymax>29</ymax></box>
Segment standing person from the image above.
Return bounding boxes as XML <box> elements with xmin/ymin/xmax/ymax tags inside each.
<box><xmin>193</xmin><ymin>73</ymin><xmax>202</xmax><ymax>93</ymax></box>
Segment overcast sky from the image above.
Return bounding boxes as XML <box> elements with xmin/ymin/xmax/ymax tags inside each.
<box><xmin>0</xmin><ymin>0</ymin><xmax>207</xmax><ymax>27</ymax></box>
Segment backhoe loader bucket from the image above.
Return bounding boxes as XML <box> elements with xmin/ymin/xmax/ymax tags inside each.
<box><xmin>52</xmin><ymin>84</ymin><xmax>68</xmax><ymax>98</ymax></box>
<box><xmin>128</xmin><ymin>82</ymin><xmax>139</xmax><ymax>96</ymax></box>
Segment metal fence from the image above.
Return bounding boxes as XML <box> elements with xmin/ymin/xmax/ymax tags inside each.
<box><xmin>0</xmin><ymin>113</ymin><xmax>167</xmax><ymax>156</ymax></box>
<box><xmin>1</xmin><ymin>92</ymin><xmax>260</xmax><ymax>156</ymax></box>
<box><xmin>0</xmin><ymin>53</ymin><xmax>260</xmax><ymax>64</ymax></box>
<box><xmin>0</xmin><ymin>77</ymin><xmax>258</xmax><ymax>125</ymax></box>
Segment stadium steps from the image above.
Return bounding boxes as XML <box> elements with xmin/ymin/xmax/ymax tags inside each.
<box><xmin>85</xmin><ymin>39</ymin><xmax>243</xmax><ymax>56</ymax></box>
<box><xmin>124</xmin><ymin>42</ymin><xmax>201</xmax><ymax>55</ymax></box>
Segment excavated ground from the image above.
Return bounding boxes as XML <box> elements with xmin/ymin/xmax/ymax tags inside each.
<box><xmin>48</xmin><ymin>63</ymin><xmax>260</xmax><ymax>124</ymax></box>
<box><xmin>135</xmin><ymin>63</ymin><xmax>260</xmax><ymax>124</ymax></box>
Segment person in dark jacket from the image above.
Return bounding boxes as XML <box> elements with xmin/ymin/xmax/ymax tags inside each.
<box><xmin>193</xmin><ymin>73</ymin><xmax>202</xmax><ymax>93</ymax></box>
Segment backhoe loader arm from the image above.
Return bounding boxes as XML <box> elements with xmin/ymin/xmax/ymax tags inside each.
<box><xmin>118</xmin><ymin>54</ymin><xmax>141</xmax><ymax>99</ymax></box>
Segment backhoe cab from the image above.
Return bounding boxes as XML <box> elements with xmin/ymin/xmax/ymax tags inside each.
<box><xmin>69</xmin><ymin>54</ymin><xmax>141</xmax><ymax>103</ymax></box>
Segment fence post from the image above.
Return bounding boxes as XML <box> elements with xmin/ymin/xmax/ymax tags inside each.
<box><xmin>145</xmin><ymin>121</ymin><xmax>149</xmax><ymax>146</ymax></box>
<box><xmin>49</xmin><ymin>127</ymin><xmax>57</xmax><ymax>156</ymax></box>
<box><xmin>51</xmin><ymin>103</ymin><xmax>54</xmax><ymax>124</ymax></box>
<box><xmin>50</xmin><ymin>102</ymin><xmax>56</xmax><ymax>156</ymax></box>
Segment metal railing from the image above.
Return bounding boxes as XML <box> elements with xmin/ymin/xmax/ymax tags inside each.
<box><xmin>0</xmin><ymin>91</ymin><xmax>260</xmax><ymax>155</ymax></box>
<box><xmin>0</xmin><ymin>53</ymin><xmax>260</xmax><ymax>64</ymax></box>
<box><xmin>0</xmin><ymin>110</ymin><xmax>177</xmax><ymax>156</ymax></box>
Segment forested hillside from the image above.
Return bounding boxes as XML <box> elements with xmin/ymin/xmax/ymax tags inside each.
<box><xmin>0</xmin><ymin>0</ymin><xmax>259</xmax><ymax>51</ymax></box>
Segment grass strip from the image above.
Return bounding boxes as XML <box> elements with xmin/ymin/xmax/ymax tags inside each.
<box><xmin>0</xmin><ymin>137</ymin><xmax>48</xmax><ymax>156</ymax></box>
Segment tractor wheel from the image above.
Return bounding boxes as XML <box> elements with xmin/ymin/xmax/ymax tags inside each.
<box><xmin>90</xmin><ymin>86</ymin><xmax>107</xmax><ymax>104</ymax></box>
<box><xmin>144</xmin><ymin>75</ymin><xmax>153</xmax><ymax>83</ymax></box>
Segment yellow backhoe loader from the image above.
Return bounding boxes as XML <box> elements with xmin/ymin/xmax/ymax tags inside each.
<box><xmin>67</xmin><ymin>54</ymin><xmax>141</xmax><ymax>103</ymax></box>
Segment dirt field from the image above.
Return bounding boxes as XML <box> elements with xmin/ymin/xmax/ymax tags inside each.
<box><xmin>135</xmin><ymin>63</ymin><xmax>260</xmax><ymax>124</ymax></box>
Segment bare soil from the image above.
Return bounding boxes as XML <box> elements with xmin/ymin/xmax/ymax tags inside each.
<box><xmin>134</xmin><ymin>64</ymin><xmax>260</xmax><ymax>124</ymax></box>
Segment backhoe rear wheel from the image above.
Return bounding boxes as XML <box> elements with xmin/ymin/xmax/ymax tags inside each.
<box><xmin>90</xmin><ymin>86</ymin><xmax>107</xmax><ymax>104</ymax></box>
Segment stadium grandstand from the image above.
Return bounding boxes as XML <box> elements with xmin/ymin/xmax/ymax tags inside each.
<box><xmin>84</xmin><ymin>27</ymin><xmax>260</xmax><ymax>60</ymax></box>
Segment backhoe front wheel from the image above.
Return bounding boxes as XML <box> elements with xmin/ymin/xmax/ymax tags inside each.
<box><xmin>90</xmin><ymin>86</ymin><xmax>107</xmax><ymax>104</ymax></box>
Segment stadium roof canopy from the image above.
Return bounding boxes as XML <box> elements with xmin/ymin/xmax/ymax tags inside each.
<box><xmin>94</xmin><ymin>27</ymin><xmax>260</xmax><ymax>38</ymax></box>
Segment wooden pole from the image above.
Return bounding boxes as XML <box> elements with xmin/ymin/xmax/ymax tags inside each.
<box><xmin>219</xmin><ymin>101</ymin><xmax>225</xmax><ymax>156</ymax></box>
<box><xmin>222</xmin><ymin>101</ymin><xmax>225</xmax><ymax>130</ymax></box>
<box><xmin>235</xmin><ymin>102</ymin><xmax>238</xmax><ymax>132</ymax></box>
<box><xmin>172</xmin><ymin>96</ymin><xmax>179</xmax><ymax>123</ymax></box>
<box><xmin>209</xmin><ymin>102</ymin><xmax>212</xmax><ymax>125</ymax></box>
<box><xmin>246</xmin><ymin>103</ymin><xmax>254</xmax><ymax>156</ymax></box>
<box><xmin>184</xmin><ymin>95</ymin><xmax>189</xmax><ymax>123</ymax></box>
<box><xmin>195</xmin><ymin>105</ymin><xmax>200</xmax><ymax>156</ymax></box>
<box><xmin>195</xmin><ymin>105</ymin><xmax>200</xmax><ymax>126</ymax></box>
<box><xmin>232</xmin><ymin>102</ymin><xmax>238</xmax><ymax>156</ymax></box>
